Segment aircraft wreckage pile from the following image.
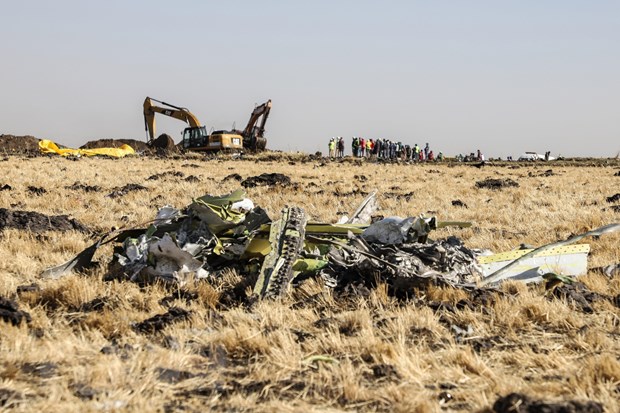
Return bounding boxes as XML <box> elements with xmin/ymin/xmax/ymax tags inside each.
<box><xmin>42</xmin><ymin>189</ymin><xmax>620</xmax><ymax>298</ymax></box>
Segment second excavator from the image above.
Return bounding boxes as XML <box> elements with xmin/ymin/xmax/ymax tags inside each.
<box><xmin>143</xmin><ymin>97</ymin><xmax>271</xmax><ymax>152</ymax></box>
<box><xmin>210</xmin><ymin>99</ymin><xmax>271</xmax><ymax>151</ymax></box>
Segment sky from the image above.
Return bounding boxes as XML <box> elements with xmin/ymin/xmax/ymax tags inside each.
<box><xmin>0</xmin><ymin>1</ymin><xmax>618</xmax><ymax>158</ymax></box>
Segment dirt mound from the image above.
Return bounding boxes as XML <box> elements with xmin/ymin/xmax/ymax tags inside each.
<box><xmin>0</xmin><ymin>208</ymin><xmax>89</xmax><ymax>233</ymax></box>
<box><xmin>0</xmin><ymin>134</ymin><xmax>41</xmax><ymax>154</ymax></box>
<box><xmin>107</xmin><ymin>183</ymin><xmax>147</xmax><ymax>199</ymax></box>
<box><xmin>80</xmin><ymin>139</ymin><xmax>149</xmax><ymax>152</ymax></box>
<box><xmin>475</xmin><ymin>178</ymin><xmax>520</xmax><ymax>190</ymax></box>
<box><xmin>148</xmin><ymin>134</ymin><xmax>179</xmax><ymax>154</ymax></box>
<box><xmin>241</xmin><ymin>173</ymin><xmax>292</xmax><ymax>188</ymax></box>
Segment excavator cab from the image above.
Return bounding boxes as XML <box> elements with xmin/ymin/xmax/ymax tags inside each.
<box><xmin>181</xmin><ymin>126</ymin><xmax>209</xmax><ymax>149</ymax></box>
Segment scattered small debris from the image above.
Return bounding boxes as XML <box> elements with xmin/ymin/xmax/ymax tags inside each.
<box><xmin>475</xmin><ymin>178</ymin><xmax>519</xmax><ymax>190</ymax></box>
<box><xmin>593</xmin><ymin>263</ymin><xmax>620</xmax><ymax>277</ymax></box>
<box><xmin>492</xmin><ymin>392</ymin><xmax>603</xmax><ymax>413</ymax></box>
<box><xmin>27</xmin><ymin>186</ymin><xmax>46</xmax><ymax>196</ymax></box>
<box><xmin>0</xmin><ymin>184</ymin><xmax>11</xmax><ymax>191</ymax></box>
<box><xmin>64</xmin><ymin>182</ymin><xmax>102</xmax><ymax>192</ymax></box>
<box><xmin>0</xmin><ymin>297</ymin><xmax>31</xmax><ymax>326</ymax></box>
<box><xmin>107</xmin><ymin>183</ymin><xmax>147</xmax><ymax>199</ymax></box>
<box><xmin>384</xmin><ymin>192</ymin><xmax>414</xmax><ymax>201</ymax></box>
<box><xmin>438</xmin><ymin>391</ymin><xmax>453</xmax><ymax>404</ymax></box>
<box><xmin>614</xmin><ymin>171</ymin><xmax>620</xmax><ymax>177</ymax></box>
<box><xmin>354</xmin><ymin>174</ymin><xmax>368</xmax><ymax>182</ymax></box>
<box><xmin>132</xmin><ymin>307</ymin><xmax>191</xmax><ymax>334</ymax></box>
<box><xmin>185</xmin><ymin>175</ymin><xmax>200</xmax><ymax>183</ymax></box>
<box><xmin>334</xmin><ymin>188</ymin><xmax>369</xmax><ymax>197</ymax></box>
<box><xmin>181</xmin><ymin>163</ymin><xmax>201</xmax><ymax>168</ymax></box>
<box><xmin>451</xmin><ymin>199</ymin><xmax>468</xmax><ymax>208</ymax></box>
<box><xmin>0</xmin><ymin>208</ymin><xmax>88</xmax><ymax>233</ymax></box>
<box><xmin>241</xmin><ymin>173</ymin><xmax>291</xmax><ymax>188</ymax></box>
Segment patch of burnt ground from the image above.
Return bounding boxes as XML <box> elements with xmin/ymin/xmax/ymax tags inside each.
<box><xmin>132</xmin><ymin>307</ymin><xmax>191</xmax><ymax>334</ymax></box>
<box><xmin>475</xmin><ymin>178</ymin><xmax>519</xmax><ymax>190</ymax></box>
<box><xmin>0</xmin><ymin>208</ymin><xmax>88</xmax><ymax>233</ymax></box>
<box><xmin>222</xmin><ymin>173</ymin><xmax>242</xmax><ymax>182</ymax></box>
<box><xmin>606</xmin><ymin>193</ymin><xmax>620</xmax><ymax>203</ymax></box>
<box><xmin>64</xmin><ymin>182</ymin><xmax>102</xmax><ymax>192</ymax></box>
<box><xmin>147</xmin><ymin>171</ymin><xmax>185</xmax><ymax>181</ymax></box>
<box><xmin>492</xmin><ymin>392</ymin><xmax>603</xmax><ymax>413</ymax></box>
<box><xmin>241</xmin><ymin>173</ymin><xmax>291</xmax><ymax>188</ymax></box>
<box><xmin>549</xmin><ymin>282</ymin><xmax>606</xmax><ymax>314</ymax></box>
<box><xmin>0</xmin><ymin>297</ymin><xmax>31</xmax><ymax>326</ymax></box>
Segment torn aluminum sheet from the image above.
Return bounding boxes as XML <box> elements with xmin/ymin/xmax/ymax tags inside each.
<box><xmin>116</xmin><ymin>233</ymin><xmax>209</xmax><ymax>284</ymax></box>
<box><xmin>480</xmin><ymin>223</ymin><xmax>620</xmax><ymax>286</ymax></box>
<box><xmin>346</xmin><ymin>191</ymin><xmax>378</xmax><ymax>224</ymax></box>
<box><xmin>361</xmin><ymin>215</ymin><xmax>472</xmax><ymax>245</ymax></box>
<box><xmin>317</xmin><ymin>234</ymin><xmax>484</xmax><ymax>290</ymax></box>
<box><xmin>478</xmin><ymin>244</ymin><xmax>590</xmax><ymax>284</ymax></box>
<box><xmin>362</xmin><ymin>217</ymin><xmax>416</xmax><ymax>245</ymax></box>
<box><xmin>154</xmin><ymin>206</ymin><xmax>181</xmax><ymax>225</ymax></box>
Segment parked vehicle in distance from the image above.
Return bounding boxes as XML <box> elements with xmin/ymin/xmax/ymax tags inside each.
<box><xmin>518</xmin><ymin>152</ymin><xmax>556</xmax><ymax>161</ymax></box>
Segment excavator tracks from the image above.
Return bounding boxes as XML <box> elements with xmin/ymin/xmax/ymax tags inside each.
<box><xmin>254</xmin><ymin>207</ymin><xmax>307</xmax><ymax>299</ymax></box>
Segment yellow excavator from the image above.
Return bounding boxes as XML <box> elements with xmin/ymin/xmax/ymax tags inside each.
<box><xmin>210</xmin><ymin>99</ymin><xmax>272</xmax><ymax>151</ymax></box>
<box><xmin>143</xmin><ymin>97</ymin><xmax>243</xmax><ymax>152</ymax></box>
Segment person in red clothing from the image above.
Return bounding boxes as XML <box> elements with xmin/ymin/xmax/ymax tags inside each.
<box><xmin>359</xmin><ymin>137</ymin><xmax>365</xmax><ymax>157</ymax></box>
<box><xmin>428</xmin><ymin>150</ymin><xmax>434</xmax><ymax>161</ymax></box>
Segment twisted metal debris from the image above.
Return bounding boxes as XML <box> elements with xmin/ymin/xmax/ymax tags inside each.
<box><xmin>41</xmin><ymin>189</ymin><xmax>619</xmax><ymax>299</ymax></box>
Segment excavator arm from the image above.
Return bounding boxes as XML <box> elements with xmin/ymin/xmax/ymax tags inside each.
<box><xmin>240</xmin><ymin>100</ymin><xmax>271</xmax><ymax>150</ymax></box>
<box><xmin>143</xmin><ymin>97</ymin><xmax>202</xmax><ymax>141</ymax></box>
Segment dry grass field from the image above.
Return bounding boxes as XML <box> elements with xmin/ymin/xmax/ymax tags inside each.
<box><xmin>0</xmin><ymin>153</ymin><xmax>619</xmax><ymax>412</ymax></box>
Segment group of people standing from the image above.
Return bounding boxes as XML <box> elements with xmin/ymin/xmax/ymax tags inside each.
<box><xmin>328</xmin><ymin>137</ymin><xmax>443</xmax><ymax>162</ymax></box>
<box><xmin>455</xmin><ymin>149</ymin><xmax>485</xmax><ymax>162</ymax></box>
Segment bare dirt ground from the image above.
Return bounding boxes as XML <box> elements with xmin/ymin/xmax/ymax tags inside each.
<box><xmin>0</xmin><ymin>153</ymin><xmax>619</xmax><ymax>412</ymax></box>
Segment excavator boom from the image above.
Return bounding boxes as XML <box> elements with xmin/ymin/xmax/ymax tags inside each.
<box><xmin>239</xmin><ymin>99</ymin><xmax>271</xmax><ymax>150</ymax></box>
<box><xmin>143</xmin><ymin>97</ymin><xmax>202</xmax><ymax>141</ymax></box>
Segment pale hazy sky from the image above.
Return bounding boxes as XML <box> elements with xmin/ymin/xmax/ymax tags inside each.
<box><xmin>1</xmin><ymin>1</ymin><xmax>618</xmax><ymax>157</ymax></box>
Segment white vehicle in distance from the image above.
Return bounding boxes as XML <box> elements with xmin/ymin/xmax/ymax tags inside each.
<box><xmin>517</xmin><ymin>152</ymin><xmax>556</xmax><ymax>161</ymax></box>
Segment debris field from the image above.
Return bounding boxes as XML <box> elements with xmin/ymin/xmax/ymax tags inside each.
<box><xmin>0</xmin><ymin>151</ymin><xmax>619</xmax><ymax>412</ymax></box>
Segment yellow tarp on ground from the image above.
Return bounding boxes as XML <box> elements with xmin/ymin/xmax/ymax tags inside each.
<box><xmin>39</xmin><ymin>140</ymin><xmax>135</xmax><ymax>158</ymax></box>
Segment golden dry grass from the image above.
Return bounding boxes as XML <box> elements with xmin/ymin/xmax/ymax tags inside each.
<box><xmin>0</xmin><ymin>154</ymin><xmax>619</xmax><ymax>412</ymax></box>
